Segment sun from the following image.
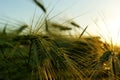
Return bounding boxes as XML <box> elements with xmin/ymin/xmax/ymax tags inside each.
<box><xmin>107</xmin><ymin>20</ymin><xmax>120</xmax><ymax>46</ymax></box>
<box><xmin>98</xmin><ymin>18</ymin><xmax>120</xmax><ymax>46</ymax></box>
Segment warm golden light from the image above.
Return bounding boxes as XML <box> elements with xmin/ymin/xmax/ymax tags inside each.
<box><xmin>101</xmin><ymin>20</ymin><xmax>120</xmax><ymax>46</ymax></box>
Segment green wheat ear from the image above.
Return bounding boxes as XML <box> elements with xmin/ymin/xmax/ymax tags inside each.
<box><xmin>15</xmin><ymin>25</ymin><xmax>28</xmax><ymax>34</ymax></box>
<box><xmin>51</xmin><ymin>22</ymin><xmax>72</xmax><ymax>31</ymax></box>
<box><xmin>33</xmin><ymin>0</ymin><xmax>46</xmax><ymax>13</ymax></box>
<box><xmin>2</xmin><ymin>24</ymin><xmax>7</xmax><ymax>35</ymax></box>
<box><xmin>71</xmin><ymin>21</ymin><xmax>80</xmax><ymax>28</ymax></box>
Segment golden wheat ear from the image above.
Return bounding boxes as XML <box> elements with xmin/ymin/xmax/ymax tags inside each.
<box><xmin>33</xmin><ymin>0</ymin><xmax>46</xmax><ymax>13</ymax></box>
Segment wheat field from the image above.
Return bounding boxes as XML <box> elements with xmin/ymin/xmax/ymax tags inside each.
<box><xmin>0</xmin><ymin>0</ymin><xmax>120</xmax><ymax>80</ymax></box>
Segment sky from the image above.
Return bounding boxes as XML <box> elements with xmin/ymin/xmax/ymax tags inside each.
<box><xmin>0</xmin><ymin>0</ymin><xmax>120</xmax><ymax>45</ymax></box>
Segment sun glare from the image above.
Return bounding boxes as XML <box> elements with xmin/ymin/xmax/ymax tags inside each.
<box><xmin>107</xmin><ymin>20</ymin><xmax>120</xmax><ymax>45</ymax></box>
<box><xmin>98</xmin><ymin>18</ymin><xmax>120</xmax><ymax>46</ymax></box>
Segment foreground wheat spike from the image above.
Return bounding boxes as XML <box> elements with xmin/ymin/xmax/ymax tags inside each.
<box><xmin>33</xmin><ymin>0</ymin><xmax>46</xmax><ymax>13</ymax></box>
<box><xmin>71</xmin><ymin>21</ymin><xmax>80</xmax><ymax>28</ymax></box>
